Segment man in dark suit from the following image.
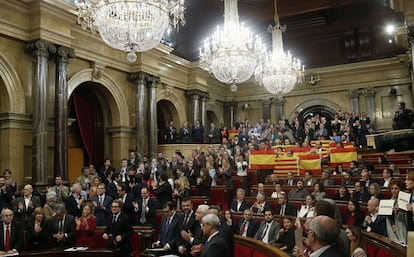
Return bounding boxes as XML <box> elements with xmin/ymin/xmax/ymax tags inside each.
<box><xmin>102</xmin><ymin>199</ymin><xmax>133</xmax><ymax>257</ymax></box>
<box><xmin>152</xmin><ymin>173</ymin><xmax>173</xmax><ymax>209</ymax></box>
<box><xmin>207</xmin><ymin>122</ymin><xmax>221</xmax><ymax>144</ymax></box>
<box><xmin>180</xmin><ymin>204</ymin><xmax>209</xmax><ymax>256</ymax></box>
<box><xmin>230</xmin><ymin>188</ymin><xmax>250</xmax><ymax>212</ymax></box>
<box><xmin>254</xmin><ymin>210</ymin><xmax>280</xmax><ymax>245</ymax></box>
<box><xmin>306</xmin><ymin>215</ymin><xmax>345</xmax><ymax>257</ymax></box>
<box><xmin>134</xmin><ymin>187</ymin><xmax>157</xmax><ymax>227</ymax></box>
<box><xmin>274</xmin><ymin>193</ymin><xmax>297</xmax><ymax>216</ymax></box>
<box><xmin>284</xmin><ymin>171</ymin><xmax>295</xmax><ymax>186</ymax></box>
<box><xmin>363</xmin><ymin>197</ymin><xmax>386</xmax><ymax>235</ymax></box>
<box><xmin>116</xmin><ymin>183</ymin><xmax>136</xmax><ymax>222</ymax></box>
<box><xmin>199</xmin><ymin>213</ymin><xmax>231</xmax><ymax>257</ymax></box>
<box><xmin>14</xmin><ymin>184</ymin><xmax>41</xmax><ymax>227</ymax></box>
<box><xmin>48</xmin><ymin>204</ymin><xmax>76</xmax><ymax>249</ymax></box>
<box><xmin>0</xmin><ymin>176</ymin><xmax>13</xmax><ymax>211</ymax></box>
<box><xmin>0</xmin><ymin>208</ymin><xmax>22</xmax><ymax>254</ymax></box>
<box><xmin>65</xmin><ymin>183</ymin><xmax>84</xmax><ymax>218</ymax></box>
<box><xmin>153</xmin><ymin>201</ymin><xmax>183</xmax><ymax>250</ymax></box>
<box><xmin>237</xmin><ymin>209</ymin><xmax>258</xmax><ymax>238</ymax></box>
<box><xmin>92</xmin><ymin>183</ymin><xmax>113</xmax><ymax>226</ymax></box>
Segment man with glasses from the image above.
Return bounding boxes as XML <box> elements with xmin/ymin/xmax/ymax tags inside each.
<box><xmin>0</xmin><ymin>208</ymin><xmax>22</xmax><ymax>254</ymax></box>
<box><xmin>153</xmin><ymin>201</ymin><xmax>183</xmax><ymax>251</ymax></box>
<box><xmin>102</xmin><ymin>199</ymin><xmax>133</xmax><ymax>257</ymax></box>
<box><xmin>14</xmin><ymin>184</ymin><xmax>41</xmax><ymax>227</ymax></box>
<box><xmin>134</xmin><ymin>187</ymin><xmax>157</xmax><ymax>227</ymax></box>
<box><xmin>92</xmin><ymin>183</ymin><xmax>113</xmax><ymax>226</ymax></box>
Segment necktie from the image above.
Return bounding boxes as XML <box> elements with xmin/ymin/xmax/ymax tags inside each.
<box><xmin>99</xmin><ymin>196</ymin><xmax>103</xmax><ymax>206</ymax></box>
<box><xmin>140</xmin><ymin>199</ymin><xmax>146</xmax><ymax>224</ymax></box>
<box><xmin>5</xmin><ymin>225</ymin><xmax>10</xmax><ymax>252</ymax></box>
<box><xmin>260</xmin><ymin>223</ymin><xmax>269</xmax><ymax>240</ymax></box>
<box><xmin>280</xmin><ymin>205</ymin><xmax>285</xmax><ymax>216</ymax></box>
<box><xmin>239</xmin><ymin>221</ymin><xmax>246</xmax><ymax>236</ymax></box>
<box><xmin>183</xmin><ymin>214</ymin><xmax>189</xmax><ymax>226</ymax></box>
<box><xmin>112</xmin><ymin>215</ymin><xmax>117</xmax><ymax>224</ymax></box>
<box><xmin>59</xmin><ymin>220</ymin><xmax>63</xmax><ymax>231</ymax></box>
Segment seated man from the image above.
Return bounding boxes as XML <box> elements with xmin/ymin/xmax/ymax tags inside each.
<box><xmin>48</xmin><ymin>204</ymin><xmax>76</xmax><ymax>249</ymax></box>
<box><xmin>237</xmin><ymin>209</ymin><xmax>259</xmax><ymax>238</ymax></box>
<box><xmin>0</xmin><ymin>208</ymin><xmax>22</xmax><ymax>255</ymax></box>
<box><xmin>230</xmin><ymin>188</ymin><xmax>250</xmax><ymax>212</ymax></box>
<box><xmin>363</xmin><ymin>197</ymin><xmax>386</xmax><ymax>236</ymax></box>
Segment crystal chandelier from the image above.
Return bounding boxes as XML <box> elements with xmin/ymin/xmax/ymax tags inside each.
<box><xmin>199</xmin><ymin>0</ymin><xmax>265</xmax><ymax>92</ymax></box>
<box><xmin>75</xmin><ymin>0</ymin><xmax>186</xmax><ymax>63</ymax></box>
<box><xmin>255</xmin><ymin>0</ymin><xmax>304</xmax><ymax>95</ymax></box>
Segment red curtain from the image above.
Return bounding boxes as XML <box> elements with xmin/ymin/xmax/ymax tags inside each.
<box><xmin>73</xmin><ymin>94</ymin><xmax>95</xmax><ymax>164</ymax></box>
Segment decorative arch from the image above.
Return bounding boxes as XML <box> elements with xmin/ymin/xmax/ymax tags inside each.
<box><xmin>206</xmin><ymin>101</ymin><xmax>224</xmax><ymax>126</ymax></box>
<box><xmin>157</xmin><ymin>89</ymin><xmax>186</xmax><ymax>123</ymax></box>
<box><xmin>0</xmin><ymin>52</ymin><xmax>25</xmax><ymax>113</ymax></box>
<box><xmin>287</xmin><ymin>98</ymin><xmax>343</xmax><ymax>120</ymax></box>
<box><xmin>68</xmin><ymin>69</ymin><xmax>129</xmax><ymax>127</ymax></box>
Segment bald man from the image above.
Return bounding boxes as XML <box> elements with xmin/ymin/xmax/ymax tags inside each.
<box><xmin>363</xmin><ymin>197</ymin><xmax>386</xmax><ymax>235</ymax></box>
<box><xmin>306</xmin><ymin>215</ymin><xmax>345</xmax><ymax>257</ymax></box>
<box><xmin>14</xmin><ymin>184</ymin><xmax>41</xmax><ymax>227</ymax></box>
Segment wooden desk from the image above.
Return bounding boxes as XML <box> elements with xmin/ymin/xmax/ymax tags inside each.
<box><xmin>19</xmin><ymin>249</ymin><xmax>117</xmax><ymax>257</ymax></box>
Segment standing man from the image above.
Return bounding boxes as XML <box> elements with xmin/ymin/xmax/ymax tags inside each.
<box><xmin>0</xmin><ymin>176</ymin><xmax>13</xmax><ymax>211</ymax></box>
<box><xmin>14</xmin><ymin>184</ymin><xmax>41</xmax><ymax>227</ymax></box>
<box><xmin>92</xmin><ymin>183</ymin><xmax>113</xmax><ymax>226</ymax></box>
<box><xmin>199</xmin><ymin>213</ymin><xmax>231</xmax><ymax>257</ymax></box>
<box><xmin>118</xmin><ymin>159</ymin><xmax>129</xmax><ymax>183</ymax></box>
<box><xmin>65</xmin><ymin>183</ymin><xmax>85</xmax><ymax>218</ymax></box>
<box><xmin>0</xmin><ymin>208</ymin><xmax>22</xmax><ymax>254</ymax></box>
<box><xmin>393</xmin><ymin>102</ymin><xmax>413</xmax><ymax>129</ymax></box>
<box><xmin>134</xmin><ymin>187</ymin><xmax>157</xmax><ymax>227</ymax></box>
<box><xmin>165</xmin><ymin>120</ymin><xmax>177</xmax><ymax>143</ymax></box>
<box><xmin>154</xmin><ymin>202</ymin><xmax>183</xmax><ymax>249</ymax></box>
<box><xmin>152</xmin><ymin>173</ymin><xmax>173</xmax><ymax>209</ymax></box>
<box><xmin>192</xmin><ymin>119</ymin><xmax>205</xmax><ymax>143</ymax></box>
<box><xmin>48</xmin><ymin>204</ymin><xmax>75</xmax><ymax>249</ymax></box>
<box><xmin>116</xmin><ymin>183</ymin><xmax>136</xmax><ymax>222</ymax></box>
<box><xmin>207</xmin><ymin>122</ymin><xmax>221</xmax><ymax>144</ymax></box>
<box><xmin>49</xmin><ymin>175</ymin><xmax>70</xmax><ymax>203</ymax></box>
<box><xmin>102</xmin><ymin>199</ymin><xmax>133</xmax><ymax>257</ymax></box>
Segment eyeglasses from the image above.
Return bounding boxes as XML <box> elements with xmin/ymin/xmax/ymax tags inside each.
<box><xmin>111</xmin><ymin>206</ymin><xmax>120</xmax><ymax>208</ymax></box>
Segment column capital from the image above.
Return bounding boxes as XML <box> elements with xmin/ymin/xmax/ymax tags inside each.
<box><xmin>261</xmin><ymin>99</ymin><xmax>273</xmax><ymax>106</ymax></box>
<box><xmin>185</xmin><ymin>89</ymin><xmax>208</xmax><ymax>99</ymax></box>
<box><xmin>274</xmin><ymin>96</ymin><xmax>285</xmax><ymax>105</ymax></box>
<box><xmin>25</xmin><ymin>39</ymin><xmax>56</xmax><ymax>58</ymax></box>
<box><xmin>224</xmin><ymin>102</ymin><xmax>237</xmax><ymax>108</ymax></box>
<box><xmin>128</xmin><ymin>71</ymin><xmax>152</xmax><ymax>85</ymax></box>
<box><xmin>56</xmin><ymin>46</ymin><xmax>75</xmax><ymax>63</ymax></box>
<box><xmin>361</xmin><ymin>88</ymin><xmax>378</xmax><ymax>97</ymax></box>
<box><xmin>147</xmin><ymin>75</ymin><xmax>160</xmax><ymax>88</ymax></box>
<box><xmin>346</xmin><ymin>89</ymin><xmax>361</xmax><ymax>99</ymax></box>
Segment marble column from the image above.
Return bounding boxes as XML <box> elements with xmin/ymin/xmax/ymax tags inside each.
<box><xmin>362</xmin><ymin>88</ymin><xmax>378</xmax><ymax>126</ymax></box>
<box><xmin>262</xmin><ymin>99</ymin><xmax>272</xmax><ymax>121</ymax></box>
<box><xmin>54</xmin><ymin>46</ymin><xmax>75</xmax><ymax>181</ymax></box>
<box><xmin>25</xmin><ymin>40</ymin><xmax>57</xmax><ymax>184</ymax></box>
<box><xmin>274</xmin><ymin>96</ymin><xmax>285</xmax><ymax>122</ymax></box>
<box><xmin>200</xmin><ymin>93</ymin><xmax>208</xmax><ymax>127</ymax></box>
<box><xmin>346</xmin><ymin>90</ymin><xmax>361</xmax><ymax>114</ymax></box>
<box><xmin>186</xmin><ymin>90</ymin><xmax>203</xmax><ymax>125</ymax></box>
<box><xmin>147</xmin><ymin>75</ymin><xmax>159</xmax><ymax>160</ymax></box>
<box><xmin>224</xmin><ymin>102</ymin><xmax>237</xmax><ymax>127</ymax></box>
<box><xmin>128</xmin><ymin>72</ymin><xmax>151</xmax><ymax>159</ymax></box>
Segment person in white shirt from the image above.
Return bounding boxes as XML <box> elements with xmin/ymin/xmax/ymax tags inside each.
<box><xmin>298</xmin><ymin>195</ymin><xmax>316</xmax><ymax>218</ymax></box>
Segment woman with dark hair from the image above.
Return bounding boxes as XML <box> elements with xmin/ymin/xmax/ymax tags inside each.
<box><xmin>25</xmin><ymin>207</ymin><xmax>50</xmax><ymax>250</ymax></box>
<box><xmin>311</xmin><ymin>183</ymin><xmax>327</xmax><ymax>200</ymax></box>
<box><xmin>343</xmin><ymin>199</ymin><xmax>365</xmax><ymax>228</ymax></box>
<box><xmin>196</xmin><ymin>168</ymin><xmax>211</xmax><ymax>198</ymax></box>
<box><xmin>386</xmin><ymin>179</ymin><xmax>407</xmax><ymax>244</ymax></box>
<box><xmin>274</xmin><ymin>217</ymin><xmax>295</xmax><ymax>253</ymax></box>
<box><xmin>297</xmin><ymin>195</ymin><xmax>316</xmax><ymax>218</ymax></box>
<box><xmin>224</xmin><ymin>209</ymin><xmax>237</xmax><ymax>234</ymax></box>
<box><xmin>345</xmin><ymin>226</ymin><xmax>367</xmax><ymax>257</ymax></box>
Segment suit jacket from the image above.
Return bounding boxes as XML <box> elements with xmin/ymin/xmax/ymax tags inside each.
<box><xmin>158</xmin><ymin>212</ymin><xmax>184</xmax><ymax>246</ymax></box>
<box><xmin>319</xmin><ymin>245</ymin><xmax>346</xmax><ymax>257</ymax></box>
<box><xmin>230</xmin><ymin>199</ymin><xmax>250</xmax><ymax>212</ymax></box>
<box><xmin>49</xmin><ymin>185</ymin><xmax>70</xmax><ymax>203</ymax></box>
<box><xmin>153</xmin><ymin>182</ymin><xmax>173</xmax><ymax>209</ymax></box>
<box><xmin>200</xmin><ymin>232</ymin><xmax>231</xmax><ymax>257</ymax></box>
<box><xmin>0</xmin><ymin>221</ymin><xmax>22</xmax><ymax>251</ymax></box>
<box><xmin>105</xmin><ymin>212</ymin><xmax>133</xmax><ymax>256</ymax></box>
<box><xmin>106</xmin><ymin>181</ymin><xmax>118</xmax><ymax>199</ymax></box>
<box><xmin>254</xmin><ymin>220</ymin><xmax>281</xmax><ymax>245</ymax></box>
<box><xmin>137</xmin><ymin>197</ymin><xmax>157</xmax><ymax>227</ymax></box>
<box><xmin>237</xmin><ymin>219</ymin><xmax>259</xmax><ymax>238</ymax></box>
<box><xmin>14</xmin><ymin>195</ymin><xmax>42</xmax><ymax>226</ymax></box>
<box><xmin>364</xmin><ymin>215</ymin><xmax>386</xmax><ymax>236</ymax></box>
<box><xmin>274</xmin><ymin>203</ymin><xmax>297</xmax><ymax>217</ymax></box>
<box><xmin>251</xmin><ymin>201</ymin><xmax>273</xmax><ymax>214</ymax></box>
<box><xmin>92</xmin><ymin>194</ymin><xmax>113</xmax><ymax>226</ymax></box>
<box><xmin>25</xmin><ymin>219</ymin><xmax>50</xmax><ymax>250</ymax></box>
<box><xmin>48</xmin><ymin>214</ymin><xmax>76</xmax><ymax>248</ymax></box>
<box><xmin>119</xmin><ymin>192</ymin><xmax>136</xmax><ymax>221</ymax></box>
<box><xmin>65</xmin><ymin>194</ymin><xmax>82</xmax><ymax>217</ymax></box>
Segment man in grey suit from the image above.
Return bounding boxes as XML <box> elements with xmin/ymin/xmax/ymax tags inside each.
<box><xmin>199</xmin><ymin>213</ymin><xmax>231</xmax><ymax>257</ymax></box>
<box><xmin>254</xmin><ymin>210</ymin><xmax>280</xmax><ymax>245</ymax></box>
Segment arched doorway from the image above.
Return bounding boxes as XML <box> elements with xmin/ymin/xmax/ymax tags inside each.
<box><xmin>68</xmin><ymin>82</ymin><xmax>106</xmax><ymax>172</ymax></box>
<box><xmin>157</xmin><ymin>99</ymin><xmax>180</xmax><ymax>144</ymax></box>
<box><xmin>298</xmin><ymin>105</ymin><xmax>337</xmax><ymax>124</ymax></box>
<box><xmin>206</xmin><ymin>110</ymin><xmax>220</xmax><ymax>128</ymax></box>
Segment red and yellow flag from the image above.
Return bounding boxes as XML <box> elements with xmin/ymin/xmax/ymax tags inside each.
<box><xmin>249</xmin><ymin>150</ymin><xmax>275</xmax><ymax>169</ymax></box>
<box><xmin>298</xmin><ymin>154</ymin><xmax>321</xmax><ymax>175</ymax></box>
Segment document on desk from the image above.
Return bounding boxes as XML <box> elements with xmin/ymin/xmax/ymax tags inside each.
<box><xmin>2</xmin><ymin>252</ymin><xmax>19</xmax><ymax>256</ymax></box>
<box><xmin>64</xmin><ymin>247</ymin><xmax>89</xmax><ymax>251</ymax></box>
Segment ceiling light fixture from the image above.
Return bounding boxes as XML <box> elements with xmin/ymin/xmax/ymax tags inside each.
<box><xmin>75</xmin><ymin>0</ymin><xmax>186</xmax><ymax>63</ymax></box>
<box><xmin>255</xmin><ymin>0</ymin><xmax>304</xmax><ymax>95</ymax></box>
<box><xmin>199</xmin><ymin>0</ymin><xmax>265</xmax><ymax>92</ymax></box>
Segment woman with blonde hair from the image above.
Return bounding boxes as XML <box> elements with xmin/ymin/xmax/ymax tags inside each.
<box><xmin>345</xmin><ymin>226</ymin><xmax>367</xmax><ymax>257</ymax></box>
<box><xmin>173</xmin><ymin>175</ymin><xmax>192</xmax><ymax>209</ymax></box>
<box><xmin>75</xmin><ymin>202</ymin><xmax>97</xmax><ymax>247</ymax></box>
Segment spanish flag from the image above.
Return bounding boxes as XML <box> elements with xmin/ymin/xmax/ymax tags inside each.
<box><xmin>298</xmin><ymin>154</ymin><xmax>321</xmax><ymax>175</ymax></box>
<box><xmin>249</xmin><ymin>150</ymin><xmax>275</xmax><ymax>169</ymax></box>
<box><xmin>330</xmin><ymin>148</ymin><xmax>357</xmax><ymax>165</ymax></box>
<box><xmin>228</xmin><ymin>129</ymin><xmax>240</xmax><ymax>142</ymax></box>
